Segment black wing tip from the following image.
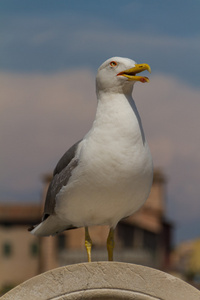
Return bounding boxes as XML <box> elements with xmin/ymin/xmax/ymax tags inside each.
<box><xmin>28</xmin><ymin>225</ymin><xmax>35</xmax><ymax>232</ymax></box>
<box><xmin>43</xmin><ymin>213</ymin><xmax>50</xmax><ymax>221</ymax></box>
<box><xmin>28</xmin><ymin>213</ymin><xmax>49</xmax><ymax>232</ymax></box>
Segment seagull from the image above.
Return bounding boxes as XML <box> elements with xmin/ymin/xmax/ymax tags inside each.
<box><xmin>30</xmin><ymin>57</ymin><xmax>153</xmax><ymax>262</ymax></box>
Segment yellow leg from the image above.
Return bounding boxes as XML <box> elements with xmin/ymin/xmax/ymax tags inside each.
<box><xmin>85</xmin><ymin>227</ymin><xmax>92</xmax><ymax>262</ymax></box>
<box><xmin>107</xmin><ymin>228</ymin><xmax>115</xmax><ymax>261</ymax></box>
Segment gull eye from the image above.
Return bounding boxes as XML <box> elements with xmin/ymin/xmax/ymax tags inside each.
<box><xmin>110</xmin><ymin>61</ymin><xmax>117</xmax><ymax>67</ymax></box>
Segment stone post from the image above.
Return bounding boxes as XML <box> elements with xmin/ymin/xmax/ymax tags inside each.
<box><xmin>1</xmin><ymin>262</ymin><xmax>200</xmax><ymax>299</ymax></box>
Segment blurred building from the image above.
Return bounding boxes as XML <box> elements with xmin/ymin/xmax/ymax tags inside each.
<box><xmin>0</xmin><ymin>169</ymin><xmax>173</xmax><ymax>293</ymax></box>
<box><xmin>0</xmin><ymin>205</ymin><xmax>41</xmax><ymax>294</ymax></box>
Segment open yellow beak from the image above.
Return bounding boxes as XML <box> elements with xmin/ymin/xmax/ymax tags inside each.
<box><xmin>117</xmin><ymin>63</ymin><xmax>151</xmax><ymax>83</ymax></box>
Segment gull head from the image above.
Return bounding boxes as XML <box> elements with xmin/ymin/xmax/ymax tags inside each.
<box><xmin>96</xmin><ymin>56</ymin><xmax>151</xmax><ymax>95</ymax></box>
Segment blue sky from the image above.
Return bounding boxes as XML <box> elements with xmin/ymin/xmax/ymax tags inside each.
<box><xmin>1</xmin><ymin>0</ymin><xmax>200</xmax><ymax>84</ymax></box>
<box><xmin>1</xmin><ymin>0</ymin><xmax>200</xmax><ymax>244</ymax></box>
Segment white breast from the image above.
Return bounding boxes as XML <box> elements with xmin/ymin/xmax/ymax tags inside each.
<box><xmin>55</xmin><ymin>93</ymin><xmax>153</xmax><ymax>228</ymax></box>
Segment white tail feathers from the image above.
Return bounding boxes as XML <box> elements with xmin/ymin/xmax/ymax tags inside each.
<box><xmin>30</xmin><ymin>216</ymin><xmax>64</xmax><ymax>236</ymax></box>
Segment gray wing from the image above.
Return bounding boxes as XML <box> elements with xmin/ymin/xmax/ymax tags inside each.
<box><xmin>53</xmin><ymin>140</ymin><xmax>81</xmax><ymax>176</ymax></box>
<box><xmin>43</xmin><ymin>140</ymin><xmax>81</xmax><ymax>220</ymax></box>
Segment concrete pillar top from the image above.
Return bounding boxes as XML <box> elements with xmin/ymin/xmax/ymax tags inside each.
<box><xmin>1</xmin><ymin>262</ymin><xmax>200</xmax><ymax>300</ymax></box>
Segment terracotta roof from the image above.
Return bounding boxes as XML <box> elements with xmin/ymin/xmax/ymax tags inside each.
<box><xmin>0</xmin><ymin>204</ymin><xmax>41</xmax><ymax>225</ymax></box>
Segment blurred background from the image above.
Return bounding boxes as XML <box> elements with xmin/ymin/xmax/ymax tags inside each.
<box><xmin>0</xmin><ymin>0</ymin><xmax>200</xmax><ymax>295</ymax></box>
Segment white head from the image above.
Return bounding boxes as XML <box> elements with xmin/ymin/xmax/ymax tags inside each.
<box><xmin>96</xmin><ymin>56</ymin><xmax>151</xmax><ymax>95</ymax></box>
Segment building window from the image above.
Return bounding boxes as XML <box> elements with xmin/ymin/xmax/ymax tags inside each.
<box><xmin>117</xmin><ymin>222</ymin><xmax>135</xmax><ymax>248</ymax></box>
<box><xmin>143</xmin><ymin>230</ymin><xmax>157</xmax><ymax>254</ymax></box>
<box><xmin>57</xmin><ymin>234</ymin><xmax>66</xmax><ymax>251</ymax></box>
<box><xmin>30</xmin><ymin>242</ymin><xmax>39</xmax><ymax>257</ymax></box>
<box><xmin>3</xmin><ymin>242</ymin><xmax>12</xmax><ymax>257</ymax></box>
